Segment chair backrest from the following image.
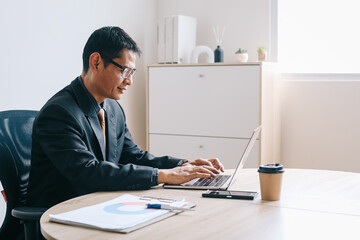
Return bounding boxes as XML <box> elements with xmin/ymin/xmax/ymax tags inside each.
<box><xmin>0</xmin><ymin>110</ymin><xmax>38</xmax><ymax>238</ymax></box>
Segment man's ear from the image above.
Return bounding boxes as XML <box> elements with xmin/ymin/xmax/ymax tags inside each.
<box><xmin>89</xmin><ymin>52</ymin><xmax>102</xmax><ymax>72</ymax></box>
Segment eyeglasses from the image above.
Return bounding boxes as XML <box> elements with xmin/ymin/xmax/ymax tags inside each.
<box><xmin>101</xmin><ymin>55</ymin><xmax>137</xmax><ymax>79</ymax></box>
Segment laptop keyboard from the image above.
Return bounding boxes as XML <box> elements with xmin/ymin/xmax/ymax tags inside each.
<box><xmin>192</xmin><ymin>175</ymin><xmax>231</xmax><ymax>187</ymax></box>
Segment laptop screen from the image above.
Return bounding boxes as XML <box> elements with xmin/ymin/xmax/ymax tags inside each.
<box><xmin>225</xmin><ymin>125</ymin><xmax>261</xmax><ymax>190</ymax></box>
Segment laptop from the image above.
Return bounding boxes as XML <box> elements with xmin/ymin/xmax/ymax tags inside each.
<box><xmin>163</xmin><ymin>125</ymin><xmax>261</xmax><ymax>190</ymax></box>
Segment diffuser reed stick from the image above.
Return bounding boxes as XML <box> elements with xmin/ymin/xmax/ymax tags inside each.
<box><xmin>212</xmin><ymin>25</ymin><xmax>226</xmax><ymax>46</ymax></box>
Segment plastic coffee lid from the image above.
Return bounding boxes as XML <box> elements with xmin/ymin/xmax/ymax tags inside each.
<box><xmin>258</xmin><ymin>163</ymin><xmax>284</xmax><ymax>173</ymax></box>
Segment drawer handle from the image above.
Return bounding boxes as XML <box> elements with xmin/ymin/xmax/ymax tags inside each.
<box><xmin>199</xmin><ymin>74</ymin><xmax>204</xmax><ymax>78</ymax></box>
<box><xmin>198</xmin><ymin>145</ymin><xmax>203</xmax><ymax>149</ymax></box>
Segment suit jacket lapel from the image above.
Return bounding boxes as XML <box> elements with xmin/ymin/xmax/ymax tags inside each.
<box><xmin>71</xmin><ymin>77</ymin><xmax>107</xmax><ymax>161</ymax></box>
<box><xmin>106</xmin><ymin>106</ymin><xmax>117</xmax><ymax>163</ymax></box>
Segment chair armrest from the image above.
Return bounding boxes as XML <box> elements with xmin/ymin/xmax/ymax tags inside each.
<box><xmin>11</xmin><ymin>207</ymin><xmax>48</xmax><ymax>221</ymax></box>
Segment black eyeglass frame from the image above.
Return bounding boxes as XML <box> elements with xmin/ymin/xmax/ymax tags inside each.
<box><xmin>100</xmin><ymin>54</ymin><xmax>137</xmax><ymax>79</ymax></box>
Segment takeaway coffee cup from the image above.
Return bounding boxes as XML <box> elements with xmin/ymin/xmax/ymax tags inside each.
<box><xmin>258</xmin><ymin>163</ymin><xmax>284</xmax><ymax>201</ymax></box>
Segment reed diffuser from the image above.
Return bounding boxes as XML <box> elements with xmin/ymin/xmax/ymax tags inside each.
<box><xmin>213</xmin><ymin>25</ymin><xmax>226</xmax><ymax>62</ymax></box>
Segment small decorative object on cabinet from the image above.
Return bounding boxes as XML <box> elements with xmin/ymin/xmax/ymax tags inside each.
<box><xmin>257</xmin><ymin>46</ymin><xmax>267</xmax><ymax>61</ymax></box>
<box><xmin>235</xmin><ymin>48</ymin><xmax>248</xmax><ymax>63</ymax></box>
<box><xmin>213</xmin><ymin>25</ymin><xmax>225</xmax><ymax>62</ymax></box>
<box><xmin>147</xmin><ymin>63</ymin><xmax>277</xmax><ymax>168</ymax></box>
<box><xmin>191</xmin><ymin>45</ymin><xmax>214</xmax><ymax>63</ymax></box>
<box><xmin>214</xmin><ymin>46</ymin><xmax>224</xmax><ymax>62</ymax></box>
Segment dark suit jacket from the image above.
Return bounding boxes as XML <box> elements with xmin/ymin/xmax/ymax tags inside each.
<box><xmin>27</xmin><ymin>77</ymin><xmax>181</xmax><ymax>208</ymax></box>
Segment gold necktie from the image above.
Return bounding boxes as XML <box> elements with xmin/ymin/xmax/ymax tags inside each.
<box><xmin>98</xmin><ymin>108</ymin><xmax>106</xmax><ymax>148</ymax></box>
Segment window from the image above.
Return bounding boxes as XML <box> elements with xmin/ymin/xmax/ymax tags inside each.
<box><xmin>278</xmin><ymin>0</ymin><xmax>360</xmax><ymax>74</ymax></box>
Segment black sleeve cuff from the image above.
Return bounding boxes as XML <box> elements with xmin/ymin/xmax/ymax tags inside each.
<box><xmin>151</xmin><ymin>168</ymin><xmax>159</xmax><ymax>186</ymax></box>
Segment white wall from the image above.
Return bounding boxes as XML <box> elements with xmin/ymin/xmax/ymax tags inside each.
<box><xmin>0</xmin><ymin>0</ymin><xmax>157</xmax><ymax>148</ymax></box>
<box><xmin>280</xmin><ymin>80</ymin><xmax>360</xmax><ymax>172</ymax></box>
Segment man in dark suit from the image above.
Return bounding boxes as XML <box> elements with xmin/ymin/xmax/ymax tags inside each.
<box><xmin>27</xmin><ymin>26</ymin><xmax>224</xmax><ymax>208</ymax></box>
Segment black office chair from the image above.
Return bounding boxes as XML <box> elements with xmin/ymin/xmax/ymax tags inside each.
<box><xmin>0</xmin><ymin>110</ymin><xmax>47</xmax><ymax>240</ymax></box>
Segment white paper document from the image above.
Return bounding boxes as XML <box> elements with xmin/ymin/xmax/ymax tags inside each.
<box><xmin>49</xmin><ymin>194</ymin><xmax>193</xmax><ymax>233</ymax></box>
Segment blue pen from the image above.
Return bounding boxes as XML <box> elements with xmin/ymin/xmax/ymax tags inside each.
<box><xmin>146</xmin><ymin>204</ymin><xmax>194</xmax><ymax>211</ymax></box>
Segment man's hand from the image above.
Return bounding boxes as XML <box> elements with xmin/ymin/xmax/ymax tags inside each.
<box><xmin>158</xmin><ymin>158</ymin><xmax>225</xmax><ymax>185</ymax></box>
<box><xmin>186</xmin><ymin>158</ymin><xmax>225</xmax><ymax>172</ymax></box>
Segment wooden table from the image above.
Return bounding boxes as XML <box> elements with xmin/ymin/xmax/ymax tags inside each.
<box><xmin>40</xmin><ymin>169</ymin><xmax>360</xmax><ymax>240</ymax></box>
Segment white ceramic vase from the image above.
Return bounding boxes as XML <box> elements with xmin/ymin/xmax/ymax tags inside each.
<box><xmin>235</xmin><ymin>53</ymin><xmax>248</xmax><ymax>63</ymax></box>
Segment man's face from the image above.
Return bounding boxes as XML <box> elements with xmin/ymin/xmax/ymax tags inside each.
<box><xmin>94</xmin><ymin>49</ymin><xmax>136</xmax><ymax>102</ymax></box>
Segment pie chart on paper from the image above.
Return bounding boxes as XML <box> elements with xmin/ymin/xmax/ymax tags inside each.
<box><xmin>103</xmin><ymin>202</ymin><xmax>155</xmax><ymax>215</ymax></box>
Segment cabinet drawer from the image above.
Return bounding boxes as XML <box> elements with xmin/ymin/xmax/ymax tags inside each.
<box><xmin>148</xmin><ymin>65</ymin><xmax>260</xmax><ymax>138</ymax></box>
<box><xmin>149</xmin><ymin>134</ymin><xmax>259</xmax><ymax>168</ymax></box>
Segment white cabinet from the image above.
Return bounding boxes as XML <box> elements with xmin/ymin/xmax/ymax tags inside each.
<box><xmin>147</xmin><ymin>63</ymin><xmax>276</xmax><ymax>168</ymax></box>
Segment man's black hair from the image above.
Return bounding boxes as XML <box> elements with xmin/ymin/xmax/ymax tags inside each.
<box><xmin>82</xmin><ymin>26</ymin><xmax>141</xmax><ymax>73</ymax></box>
